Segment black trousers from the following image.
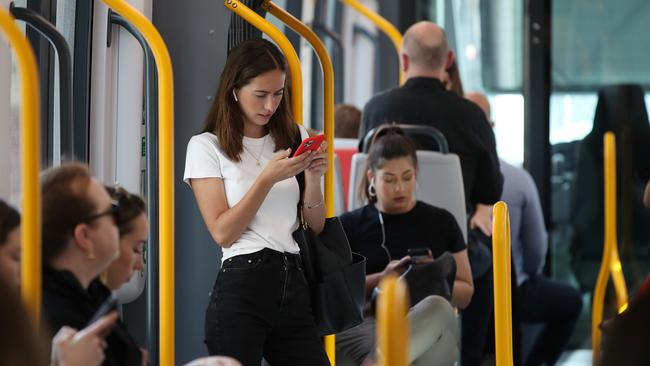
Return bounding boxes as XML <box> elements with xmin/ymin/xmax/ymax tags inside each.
<box><xmin>205</xmin><ymin>248</ymin><xmax>330</xmax><ymax>366</ymax></box>
<box><xmin>518</xmin><ymin>275</ymin><xmax>583</xmax><ymax>366</ymax></box>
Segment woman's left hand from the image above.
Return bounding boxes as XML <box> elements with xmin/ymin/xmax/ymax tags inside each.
<box><xmin>304</xmin><ymin>141</ymin><xmax>329</xmax><ymax>180</ymax></box>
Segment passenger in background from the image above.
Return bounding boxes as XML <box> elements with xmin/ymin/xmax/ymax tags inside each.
<box><xmin>466</xmin><ymin>92</ymin><xmax>583</xmax><ymax>366</ymax></box>
<box><xmin>41</xmin><ymin>163</ymin><xmax>145</xmax><ymax>366</ymax></box>
<box><xmin>337</xmin><ymin>126</ymin><xmax>473</xmax><ymax>366</ymax></box>
<box><xmin>184</xmin><ymin>38</ymin><xmax>329</xmax><ymax>365</ymax></box>
<box><xmin>103</xmin><ymin>186</ymin><xmax>147</xmax><ymax>291</ymax></box>
<box><xmin>441</xmin><ymin>60</ymin><xmax>464</xmax><ymax>97</ymax></box>
<box><xmin>358</xmin><ymin>21</ymin><xmax>502</xmax><ymax>366</ymax></box>
<box><xmin>0</xmin><ymin>200</ymin><xmax>20</xmax><ymax>289</ymax></box>
<box><xmin>335</xmin><ymin>104</ymin><xmax>362</xmax><ymax>139</ymax></box>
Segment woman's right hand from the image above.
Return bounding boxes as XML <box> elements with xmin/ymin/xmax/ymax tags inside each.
<box><xmin>51</xmin><ymin>312</ymin><xmax>118</xmax><ymax>366</ymax></box>
<box><xmin>382</xmin><ymin>256</ymin><xmax>411</xmax><ymax>277</ymax></box>
<box><xmin>259</xmin><ymin>148</ymin><xmax>314</xmax><ymax>185</ymax></box>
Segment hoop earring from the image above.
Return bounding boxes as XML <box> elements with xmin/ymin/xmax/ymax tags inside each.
<box><xmin>232</xmin><ymin>90</ymin><xmax>239</xmax><ymax>102</ymax></box>
<box><xmin>88</xmin><ymin>250</ymin><xmax>95</xmax><ymax>260</ymax></box>
<box><xmin>368</xmin><ymin>180</ymin><xmax>376</xmax><ymax>198</ymax></box>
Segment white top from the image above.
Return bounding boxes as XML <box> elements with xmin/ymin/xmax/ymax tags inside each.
<box><xmin>183</xmin><ymin>126</ymin><xmax>309</xmax><ymax>262</ymax></box>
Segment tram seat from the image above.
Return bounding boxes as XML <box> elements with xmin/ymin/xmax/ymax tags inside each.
<box><xmin>570</xmin><ymin>84</ymin><xmax>650</xmax><ymax>289</ymax></box>
<box><xmin>347</xmin><ymin>151</ymin><xmax>467</xmax><ymax>242</ymax></box>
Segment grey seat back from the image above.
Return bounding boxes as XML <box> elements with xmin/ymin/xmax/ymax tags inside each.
<box><xmin>348</xmin><ymin>151</ymin><xmax>467</xmax><ymax>241</ymax></box>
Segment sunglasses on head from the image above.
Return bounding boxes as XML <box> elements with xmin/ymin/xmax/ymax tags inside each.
<box><xmin>81</xmin><ymin>200</ymin><xmax>120</xmax><ymax>224</ymax></box>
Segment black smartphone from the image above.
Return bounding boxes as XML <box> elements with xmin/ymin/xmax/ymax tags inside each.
<box><xmin>86</xmin><ymin>293</ymin><xmax>118</xmax><ymax>326</ymax></box>
<box><xmin>407</xmin><ymin>248</ymin><xmax>430</xmax><ymax>264</ymax></box>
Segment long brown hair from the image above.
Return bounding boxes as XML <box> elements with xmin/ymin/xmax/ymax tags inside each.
<box><xmin>0</xmin><ymin>200</ymin><xmax>19</xmax><ymax>246</ymax></box>
<box><xmin>359</xmin><ymin>125</ymin><xmax>418</xmax><ymax>203</ymax></box>
<box><xmin>202</xmin><ymin>38</ymin><xmax>297</xmax><ymax>161</ymax></box>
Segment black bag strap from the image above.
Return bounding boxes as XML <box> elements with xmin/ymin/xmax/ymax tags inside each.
<box><xmin>293</xmin><ymin>127</ymin><xmax>306</xmax><ymax>225</ymax></box>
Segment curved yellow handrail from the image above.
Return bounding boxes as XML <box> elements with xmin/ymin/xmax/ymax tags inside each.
<box><xmin>376</xmin><ymin>275</ymin><xmax>410</xmax><ymax>366</ymax></box>
<box><xmin>339</xmin><ymin>0</ymin><xmax>404</xmax><ymax>84</ymax></box>
<box><xmin>98</xmin><ymin>2</ymin><xmax>175</xmax><ymax>365</ymax></box>
<box><xmin>492</xmin><ymin>201</ymin><xmax>514</xmax><ymax>366</ymax></box>
<box><xmin>224</xmin><ymin>0</ymin><xmax>303</xmax><ymax>124</ymax></box>
<box><xmin>592</xmin><ymin>132</ymin><xmax>628</xmax><ymax>366</ymax></box>
<box><xmin>0</xmin><ymin>6</ymin><xmax>41</xmax><ymax>325</ymax></box>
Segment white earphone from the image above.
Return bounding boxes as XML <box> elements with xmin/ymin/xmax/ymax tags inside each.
<box><xmin>232</xmin><ymin>89</ymin><xmax>239</xmax><ymax>102</ymax></box>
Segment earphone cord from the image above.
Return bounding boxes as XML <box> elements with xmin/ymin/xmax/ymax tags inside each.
<box><xmin>378</xmin><ymin>211</ymin><xmax>392</xmax><ymax>264</ymax></box>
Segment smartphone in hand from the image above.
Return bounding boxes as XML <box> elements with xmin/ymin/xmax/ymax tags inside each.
<box><xmin>407</xmin><ymin>248</ymin><xmax>431</xmax><ymax>264</ymax></box>
<box><xmin>292</xmin><ymin>134</ymin><xmax>325</xmax><ymax>157</ymax></box>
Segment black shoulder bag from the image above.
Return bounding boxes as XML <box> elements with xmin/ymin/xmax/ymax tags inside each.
<box><xmin>292</xmin><ymin>132</ymin><xmax>366</xmax><ymax>336</ymax></box>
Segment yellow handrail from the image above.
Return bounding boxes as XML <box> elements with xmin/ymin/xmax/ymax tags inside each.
<box><xmin>492</xmin><ymin>201</ymin><xmax>513</xmax><ymax>366</ymax></box>
<box><xmin>338</xmin><ymin>0</ymin><xmax>404</xmax><ymax>84</ymax></box>
<box><xmin>98</xmin><ymin>2</ymin><xmax>175</xmax><ymax>365</ymax></box>
<box><xmin>376</xmin><ymin>275</ymin><xmax>410</xmax><ymax>366</ymax></box>
<box><xmin>592</xmin><ymin>132</ymin><xmax>628</xmax><ymax>366</ymax></box>
<box><xmin>224</xmin><ymin>0</ymin><xmax>303</xmax><ymax>124</ymax></box>
<box><xmin>0</xmin><ymin>6</ymin><xmax>41</xmax><ymax>325</ymax></box>
<box><xmin>259</xmin><ymin>3</ymin><xmax>337</xmax><ymax>362</ymax></box>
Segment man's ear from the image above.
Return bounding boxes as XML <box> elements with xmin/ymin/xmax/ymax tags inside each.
<box><xmin>445</xmin><ymin>50</ymin><xmax>455</xmax><ymax>70</ymax></box>
<box><xmin>401</xmin><ymin>53</ymin><xmax>409</xmax><ymax>73</ymax></box>
<box><xmin>72</xmin><ymin>223</ymin><xmax>93</xmax><ymax>256</ymax></box>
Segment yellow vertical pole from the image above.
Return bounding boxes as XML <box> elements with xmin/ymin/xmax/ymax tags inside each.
<box><xmin>376</xmin><ymin>275</ymin><xmax>410</xmax><ymax>366</ymax></box>
<box><xmin>224</xmin><ymin>0</ymin><xmax>303</xmax><ymax>124</ymax></box>
<box><xmin>592</xmin><ymin>132</ymin><xmax>628</xmax><ymax>365</ymax></box>
<box><xmin>338</xmin><ymin>0</ymin><xmax>404</xmax><ymax>84</ymax></box>
<box><xmin>98</xmin><ymin>2</ymin><xmax>175</xmax><ymax>365</ymax></box>
<box><xmin>0</xmin><ymin>6</ymin><xmax>41</xmax><ymax>325</ymax></box>
<box><xmin>492</xmin><ymin>201</ymin><xmax>514</xmax><ymax>366</ymax></box>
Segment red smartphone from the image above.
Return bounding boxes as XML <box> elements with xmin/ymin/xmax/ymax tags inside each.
<box><xmin>292</xmin><ymin>134</ymin><xmax>325</xmax><ymax>157</ymax></box>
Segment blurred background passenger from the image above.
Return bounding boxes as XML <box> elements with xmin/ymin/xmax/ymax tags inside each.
<box><xmin>0</xmin><ymin>200</ymin><xmax>20</xmax><ymax>289</ymax></box>
<box><xmin>336</xmin><ymin>126</ymin><xmax>473</xmax><ymax>366</ymax></box>
<box><xmin>103</xmin><ymin>186</ymin><xmax>147</xmax><ymax>291</ymax></box>
<box><xmin>41</xmin><ymin>163</ymin><xmax>144</xmax><ymax>366</ymax></box>
<box><xmin>335</xmin><ymin>103</ymin><xmax>362</xmax><ymax>139</ymax></box>
<box><xmin>466</xmin><ymin>92</ymin><xmax>583</xmax><ymax>366</ymax></box>
<box><xmin>442</xmin><ymin>59</ymin><xmax>464</xmax><ymax>97</ymax></box>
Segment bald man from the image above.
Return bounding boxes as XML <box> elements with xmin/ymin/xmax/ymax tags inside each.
<box><xmin>359</xmin><ymin>21</ymin><xmax>503</xmax><ymax>213</ymax></box>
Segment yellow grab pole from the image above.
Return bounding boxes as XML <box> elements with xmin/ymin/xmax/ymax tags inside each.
<box><xmin>225</xmin><ymin>0</ymin><xmax>303</xmax><ymax>124</ymax></box>
<box><xmin>98</xmin><ymin>2</ymin><xmax>175</xmax><ymax>365</ymax></box>
<box><xmin>0</xmin><ymin>6</ymin><xmax>41</xmax><ymax>325</ymax></box>
<box><xmin>376</xmin><ymin>275</ymin><xmax>410</xmax><ymax>366</ymax></box>
<box><xmin>339</xmin><ymin>0</ymin><xmax>404</xmax><ymax>84</ymax></box>
<box><xmin>492</xmin><ymin>202</ymin><xmax>514</xmax><ymax>366</ymax></box>
<box><xmin>259</xmin><ymin>3</ymin><xmax>337</xmax><ymax>360</ymax></box>
<box><xmin>592</xmin><ymin>132</ymin><xmax>628</xmax><ymax>365</ymax></box>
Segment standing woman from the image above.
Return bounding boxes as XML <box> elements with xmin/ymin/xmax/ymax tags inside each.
<box><xmin>183</xmin><ymin>38</ymin><xmax>330</xmax><ymax>365</ymax></box>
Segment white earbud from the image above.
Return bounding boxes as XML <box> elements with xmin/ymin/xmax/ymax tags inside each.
<box><xmin>232</xmin><ymin>90</ymin><xmax>239</xmax><ymax>102</ymax></box>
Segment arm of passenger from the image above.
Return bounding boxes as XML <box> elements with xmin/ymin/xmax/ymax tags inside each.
<box><xmin>644</xmin><ymin>179</ymin><xmax>650</xmax><ymax>208</ymax></box>
<box><xmin>521</xmin><ymin>173</ymin><xmax>548</xmax><ymax>276</ymax></box>
<box><xmin>302</xmin><ymin>144</ymin><xmax>328</xmax><ymax>234</ymax></box>
<box><xmin>190</xmin><ymin>176</ymin><xmax>273</xmax><ymax>248</ymax></box>
<box><xmin>452</xmin><ymin>249</ymin><xmax>474</xmax><ymax>309</ymax></box>
<box><xmin>365</xmin><ymin>257</ymin><xmax>412</xmax><ymax>297</ymax></box>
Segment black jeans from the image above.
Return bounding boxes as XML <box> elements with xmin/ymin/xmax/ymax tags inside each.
<box><xmin>518</xmin><ymin>275</ymin><xmax>583</xmax><ymax>366</ymax></box>
<box><xmin>205</xmin><ymin>248</ymin><xmax>330</xmax><ymax>366</ymax></box>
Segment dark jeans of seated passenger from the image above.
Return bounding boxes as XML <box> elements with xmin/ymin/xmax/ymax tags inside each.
<box><xmin>517</xmin><ymin>275</ymin><xmax>583</xmax><ymax>366</ymax></box>
<box><xmin>204</xmin><ymin>248</ymin><xmax>330</xmax><ymax>366</ymax></box>
<box><xmin>461</xmin><ymin>266</ymin><xmax>494</xmax><ymax>366</ymax></box>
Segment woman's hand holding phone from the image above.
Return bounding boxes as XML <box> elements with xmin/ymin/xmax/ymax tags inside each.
<box><xmin>382</xmin><ymin>256</ymin><xmax>412</xmax><ymax>277</ymax></box>
<box><xmin>304</xmin><ymin>140</ymin><xmax>328</xmax><ymax>181</ymax></box>
<box><xmin>259</xmin><ymin>148</ymin><xmax>314</xmax><ymax>185</ymax></box>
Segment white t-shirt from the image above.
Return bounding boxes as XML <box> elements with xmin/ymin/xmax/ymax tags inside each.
<box><xmin>183</xmin><ymin>126</ymin><xmax>309</xmax><ymax>262</ymax></box>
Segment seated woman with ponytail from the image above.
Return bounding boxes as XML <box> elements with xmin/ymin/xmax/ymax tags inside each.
<box><xmin>336</xmin><ymin>126</ymin><xmax>474</xmax><ymax>366</ymax></box>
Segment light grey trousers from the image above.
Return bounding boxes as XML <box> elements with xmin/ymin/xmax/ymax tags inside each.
<box><xmin>336</xmin><ymin>295</ymin><xmax>460</xmax><ymax>366</ymax></box>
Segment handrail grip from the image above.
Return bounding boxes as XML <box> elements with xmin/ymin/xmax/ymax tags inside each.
<box><xmin>0</xmin><ymin>6</ymin><xmax>41</xmax><ymax>324</ymax></box>
<box><xmin>376</xmin><ymin>275</ymin><xmax>409</xmax><ymax>366</ymax></box>
<box><xmin>224</xmin><ymin>0</ymin><xmax>303</xmax><ymax>124</ymax></box>
<box><xmin>98</xmin><ymin>2</ymin><xmax>175</xmax><ymax>365</ymax></box>
<box><xmin>338</xmin><ymin>0</ymin><xmax>403</xmax><ymax>84</ymax></box>
<box><xmin>107</xmin><ymin>11</ymin><xmax>160</xmax><ymax>366</ymax></box>
<box><xmin>10</xmin><ymin>3</ymin><xmax>74</xmax><ymax>161</ymax></box>
<box><xmin>592</xmin><ymin>132</ymin><xmax>629</xmax><ymax>366</ymax></box>
<box><xmin>260</xmin><ymin>3</ymin><xmax>336</xmax><ymax>361</ymax></box>
<box><xmin>492</xmin><ymin>201</ymin><xmax>514</xmax><ymax>366</ymax></box>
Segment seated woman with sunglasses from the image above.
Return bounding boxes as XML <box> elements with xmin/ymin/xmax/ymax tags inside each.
<box><xmin>336</xmin><ymin>126</ymin><xmax>474</xmax><ymax>366</ymax></box>
<box><xmin>41</xmin><ymin>163</ymin><xmax>145</xmax><ymax>366</ymax></box>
